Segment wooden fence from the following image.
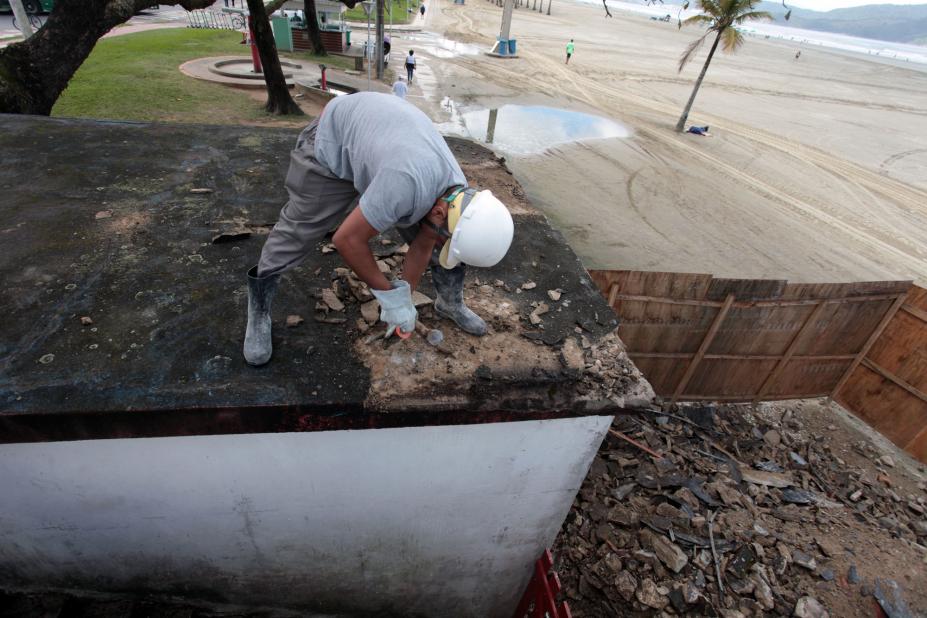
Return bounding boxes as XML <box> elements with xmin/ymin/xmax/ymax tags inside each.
<box><xmin>589</xmin><ymin>270</ymin><xmax>927</xmax><ymax>462</ymax></box>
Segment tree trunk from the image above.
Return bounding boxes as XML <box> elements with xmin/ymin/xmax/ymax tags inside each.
<box><xmin>602</xmin><ymin>0</ymin><xmax>611</xmax><ymax>17</ymax></box>
<box><xmin>0</xmin><ymin>0</ymin><xmax>213</xmax><ymax>115</ymax></box>
<box><xmin>245</xmin><ymin>0</ymin><xmax>303</xmax><ymax>115</ymax></box>
<box><xmin>675</xmin><ymin>29</ymin><xmax>722</xmax><ymax>132</ymax></box>
<box><xmin>547</xmin><ymin>0</ymin><xmax>551</xmax><ymax>15</ymax></box>
<box><xmin>303</xmin><ymin>0</ymin><xmax>327</xmax><ymax>55</ymax></box>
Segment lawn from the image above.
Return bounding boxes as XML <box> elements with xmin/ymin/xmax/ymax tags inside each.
<box><xmin>52</xmin><ymin>28</ymin><xmax>346</xmax><ymax>125</ymax></box>
<box><xmin>344</xmin><ymin>0</ymin><xmax>416</xmax><ymax>25</ymax></box>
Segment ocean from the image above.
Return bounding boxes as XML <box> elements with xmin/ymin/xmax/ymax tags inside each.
<box><xmin>573</xmin><ymin>0</ymin><xmax>927</xmax><ymax>65</ymax></box>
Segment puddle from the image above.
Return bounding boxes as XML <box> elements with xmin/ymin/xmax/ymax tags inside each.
<box><xmin>443</xmin><ymin>104</ymin><xmax>632</xmax><ymax>156</ymax></box>
<box><xmin>402</xmin><ymin>33</ymin><xmax>482</xmax><ymax>58</ymax></box>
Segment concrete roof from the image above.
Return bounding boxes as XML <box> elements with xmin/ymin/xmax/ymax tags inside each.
<box><xmin>0</xmin><ymin>115</ymin><xmax>653</xmax><ymax>443</ymax></box>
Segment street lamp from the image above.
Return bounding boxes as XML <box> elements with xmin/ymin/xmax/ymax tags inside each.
<box><xmin>361</xmin><ymin>0</ymin><xmax>374</xmax><ymax>91</ymax></box>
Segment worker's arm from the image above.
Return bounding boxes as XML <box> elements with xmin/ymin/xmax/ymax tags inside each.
<box><xmin>332</xmin><ymin>207</ymin><xmax>391</xmax><ymax>291</ymax></box>
<box><xmin>402</xmin><ymin>200</ymin><xmax>448</xmax><ymax>291</ymax></box>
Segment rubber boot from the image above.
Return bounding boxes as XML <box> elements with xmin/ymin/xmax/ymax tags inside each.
<box><xmin>431</xmin><ymin>263</ymin><xmax>487</xmax><ymax>336</ymax></box>
<box><xmin>244</xmin><ymin>266</ymin><xmax>279</xmax><ymax>366</ymax></box>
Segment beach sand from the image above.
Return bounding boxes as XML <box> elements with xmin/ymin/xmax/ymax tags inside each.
<box><xmin>398</xmin><ymin>0</ymin><xmax>927</xmax><ymax>284</ymax></box>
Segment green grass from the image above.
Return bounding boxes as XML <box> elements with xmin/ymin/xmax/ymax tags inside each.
<box><xmin>52</xmin><ymin>29</ymin><xmax>343</xmax><ymax>125</ymax></box>
<box><xmin>344</xmin><ymin>0</ymin><xmax>415</xmax><ymax>25</ymax></box>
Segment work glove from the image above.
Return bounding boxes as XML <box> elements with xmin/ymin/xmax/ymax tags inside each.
<box><xmin>371</xmin><ymin>280</ymin><xmax>417</xmax><ymax>338</ymax></box>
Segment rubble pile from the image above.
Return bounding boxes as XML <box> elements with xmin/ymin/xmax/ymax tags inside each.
<box><xmin>554</xmin><ymin>402</ymin><xmax>927</xmax><ymax>617</ymax></box>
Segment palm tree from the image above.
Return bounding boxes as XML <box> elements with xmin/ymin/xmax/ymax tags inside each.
<box><xmin>674</xmin><ymin>0</ymin><xmax>771</xmax><ymax>132</ymax></box>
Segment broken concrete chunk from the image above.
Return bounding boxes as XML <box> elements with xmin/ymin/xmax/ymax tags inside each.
<box><xmin>741</xmin><ymin>468</ymin><xmax>793</xmax><ymax>488</ymax></box>
<box><xmin>320</xmin><ymin>243</ymin><xmax>336</xmax><ymax>254</ymax></box>
<box><xmin>521</xmin><ymin>281</ymin><xmax>537</xmax><ymax>290</ymax></box>
<box><xmin>322</xmin><ymin>288</ymin><xmax>345</xmax><ymax>312</ymax></box>
<box><xmin>547</xmin><ymin>289</ymin><xmax>563</xmax><ymax>301</ymax></box>
<box><xmin>361</xmin><ymin>300</ymin><xmax>380</xmax><ymax>324</ymax></box>
<box><xmin>615</xmin><ymin>571</ymin><xmax>637</xmax><ymax>602</ymax></box>
<box><xmin>376</xmin><ymin>260</ymin><xmax>391</xmax><ymax>274</ymax></box>
<box><xmin>791</xmin><ymin>549</ymin><xmax>817</xmax><ymax>571</ymax></box>
<box><xmin>877</xmin><ymin>455</ymin><xmax>896</xmax><ymax>468</ymax></box>
<box><xmin>189</xmin><ymin>187</ymin><xmax>213</xmax><ymax>194</ymax></box>
<box><xmin>528</xmin><ymin>302</ymin><xmax>550</xmax><ymax>325</ymax></box>
<box><xmin>793</xmin><ymin>596</ymin><xmax>829</xmax><ymax>618</ymax></box>
<box><xmin>635</xmin><ymin>578</ymin><xmax>669</xmax><ymax>610</ymax></box>
<box><xmin>285</xmin><ymin>314</ymin><xmax>304</xmax><ymax>328</ymax></box>
<box><xmin>411</xmin><ymin>291</ymin><xmax>433</xmax><ymax>307</ymax></box>
<box><xmin>94</xmin><ymin>210</ymin><xmax>112</xmax><ymax>219</ymax></box>
<box><xmin>652</xmin><ymin>534</ymin><xmax>688</xmax><ymax>573</ymax></box>
<box><xmin>559</xmin><ymin>337</ymin><xmax>585</xmax><ymax>373</ymax></box>
<box><xmin>80</xmin><ymin>316</ymin><xmax>93</xmax><ymax>325</ymax></box>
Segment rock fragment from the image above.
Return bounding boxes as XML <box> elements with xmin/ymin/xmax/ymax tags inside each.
<box><xmin>793</xmin><ymin>596</ymin><xmax>828</xmax><ymax>618</ymax></box>
<box><xmin>285</xmin><ymin>315</ymin><xmax>304</xmax><ymax>328</ymax></box>
<box><xmin>652</xmin><ymin>534</ymin><xmax>688</xmax><ymax>573</ymax></box>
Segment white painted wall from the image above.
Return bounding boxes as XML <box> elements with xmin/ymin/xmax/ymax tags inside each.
<box><xmin>0</xmin><ymin>416</ymin><xmax>612</xmax><ymax>617</ymax></box>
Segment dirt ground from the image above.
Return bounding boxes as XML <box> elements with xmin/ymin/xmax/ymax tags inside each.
<box><xmin>393</xmin><ymin>0</ymin><xmax>927</xmax><ymax>285</ymax></box>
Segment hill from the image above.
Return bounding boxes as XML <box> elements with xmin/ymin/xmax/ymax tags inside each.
<box><xmin>757</xmin><ymin>2</ymin><xmax>927</xmax><ymax>45</ymax></box>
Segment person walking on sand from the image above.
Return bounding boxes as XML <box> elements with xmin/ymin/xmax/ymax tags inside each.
<box><xmin>565</xmin><ymin>39</ymin><xmax>574</xmax><ymax>64</ymax></box>
<box><xmin>405</xmin><ymin>49</ymin><xmax>416</xmax><ymax>83</ymax></box>
<box><xmin>420</xmin><ymin>3</ymin><xmax>426</xmax><ymax>17</ymax></box>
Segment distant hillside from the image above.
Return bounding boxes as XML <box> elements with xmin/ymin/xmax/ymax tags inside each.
<box><xmin>756</xmin><ymin>2</ymin><xmax>927</xmax><ymax>45</ymax></box>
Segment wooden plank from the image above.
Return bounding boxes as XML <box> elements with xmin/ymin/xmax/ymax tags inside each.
<box><xmin>681</xmin><ymin>392</ymin><xmax>830</xmax><ymax>402</ymax></box>
<box><xmin>607</xmin><ymin>283</ymin><xmax>619</xmax><ymax>308</ymax></box>
<box><xmin>830</xmin><ymin>293</ymin><xmax>908</xmax><ymax>400</ymax></box>
<box><xmin>630</xmin><ymin>353</ymin><xmax>856</xmax><ymax>361</ymax></box>
<box><xmin>671</xmin><ymin>294</ymin><xmax>735</xmax><ymax>405</ymax></box>
<box><xmin>754</xmin><ymin>301</ymin><xmax>830</xmax><ymax>403</ymax></box>
<box><xmin>861</xmin><ymin>358</ymin><xmax>927</xmax><ymax>405</ymax></box>
<box><xmin>614</xmin><ymin>294</ymin><xmax>724</xmax><ymax>308</ymax></box>
<box><xmin>614</xmin><ymin>293</ymin><xmax>900</xmax><ymax>309</ymax></box>
<box><xmin>901</xmin><ymin>303</ymin><xmax>927</xmax><ymax>324</ymax></box>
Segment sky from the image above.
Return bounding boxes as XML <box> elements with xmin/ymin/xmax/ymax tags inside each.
<box><xmin>785</xmin><ymin>0</ymin><xmax>927</xmax><ymax>10</ymax></box>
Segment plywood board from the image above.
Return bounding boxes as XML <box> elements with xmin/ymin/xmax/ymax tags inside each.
<box><xmin>765</xmin><ymin>358</ymin><xmax>850</xmax><ymax>398</ymax></box>
<box><xmin>866</xmin><ymin>310</ymin><xmax>927</xmax><ymax>394</ymax></box>
<box><xmin>836</xmin><ymin>363</ymin><xmax>927</xmax><ymax>452</ymax></box>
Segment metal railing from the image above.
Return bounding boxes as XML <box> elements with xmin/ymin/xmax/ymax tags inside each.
<box><xmin>187</xmin><ymin>10</ymin><xmax>245</xmax><ymax>30</ymax></box>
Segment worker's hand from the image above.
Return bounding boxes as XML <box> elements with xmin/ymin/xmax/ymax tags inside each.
<box><xmin>370</xmin><ymin>280</ymin><xmax>417</xmax><ymax>337</ymax></box>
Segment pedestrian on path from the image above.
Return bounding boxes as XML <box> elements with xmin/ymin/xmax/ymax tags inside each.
<box><xmin>392</xmin><ymin>76</ymin><xmax>408</xmax><ymax>99</ymax></box>
<box><xmin>405</xmin><ymin>50</ymin><xmax>416</xmax><ymax>83</ymax></box>
<box><xmin>242</xmin><ymin>93</ymin><xmax>515</xmax><ymax>366</ymax></box>
<box><xmin>565</xmin><ymin>39</ymin><xmax>574</xmax><ymax>64</ymax></box>
<box><xmin>420</xmin><ymin>3</ymin><xmax>426</xmax><ymax>17</ymax></box>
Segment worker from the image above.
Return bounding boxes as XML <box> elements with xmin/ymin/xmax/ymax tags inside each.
<box><xmin>565</xmin><ymin>39</ymin><xmax>574</xmax><ymax>64</ymax></box>
<box><xmin>392</xmin><ymin>75</ymin><xmax>408</xmax><ymax>99</ymax></box>
<box><xmin>243</xmin><ymin>93</ymin><xmax>515</xmax><ymax>366</ymax></box>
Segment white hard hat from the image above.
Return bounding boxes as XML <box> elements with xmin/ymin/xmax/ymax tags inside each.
<box><xmin>439</xmin><ymin>189</ymin><xmax>514</xmax><ymax>269</ymax></box>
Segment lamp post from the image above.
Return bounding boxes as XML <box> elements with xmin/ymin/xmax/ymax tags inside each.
<box><xmin>361</xmin><ymin>0</ymin><xmax>373</xmax><ymax>91</ymax></box>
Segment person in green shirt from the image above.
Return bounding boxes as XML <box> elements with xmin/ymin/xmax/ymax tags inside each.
<box><xmin>566</xmin><ymin>39</ymin><xmax>574</xmax><ymax>64</ymax></box>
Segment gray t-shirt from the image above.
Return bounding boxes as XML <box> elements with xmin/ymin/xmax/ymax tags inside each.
<box><xmin>314</xmin><ymin>92</ymin><xmax>467</xmax><ymax>232</ymax></box>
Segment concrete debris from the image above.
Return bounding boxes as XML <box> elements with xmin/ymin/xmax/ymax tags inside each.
<box><xmin>528</xmin><ymin>302</ymin><xmax>550</xmax><ymax>325</ymax></box>
<box><xmin>411</xmin><ymin>291</ymin><xmax>433</xmax><ymax>307</ymax></box>
<box><xmin>548</xmin><ymin>289</ymin><xmax>563</xmax><ymax>301</ymax></box>
<box><xmin>360</xmin><ymin>300</ymin><xmax>380</xmax><ymax>324</ymax></box>
<box><xmin>794</xmin><ymin>596</ymin><xmax>829</xmax><ymax>618</ymax></box>
<box><xmin>320</xmin><ymin>243</ymin><xmax>336</xmax><ymax>254</ymax></box>
<box><xmin>521</xmin><ymin>281</ymin><xmax>537</xmax><ymax>290</ymax></box>
<box><xmin>553</xmin><ymin>400</ymin><xmax>927</xmax><ymax>617</ymax></box>
<box><xmin>635</xmin><ymin>578</ymin><xmax>668</xmax><ymax>610</ymax></box>
<box><xmin>80</xmin><ymin>316</ymin><xmax>93</xmax><ymax>326</ymax></box>
<box><xmin>285</xmin><ymin>315</ymin><xmax>304</xmax><ymax>328</ymax></box>
<box><xmin>652</xmin><ymin>534</ymin><xmax>688</xmax><ymax>573</ymax></box>
<box><xmin>94</xmin><ymin>210</ymin><xmax>112</xmax><ymax>219</ymax></box>
<box><xmin>878</xmin><ymin>455</ymin><xmax>896</xmax><ymax>468</ymax></box>
<box><xmin>321</xmin><ymin>289</ymin><xmax>345</xmax><ymax>312</ymax></box>
<box><xmin>189</xmin><ymin>187</ymin><xmax>213</xmax><ymax>194</ymax></box>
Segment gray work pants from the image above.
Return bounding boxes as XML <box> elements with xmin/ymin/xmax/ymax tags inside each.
<box><xmin>257</xmin><ymin>120</ymin><xmax>359</xmax><ymax>278</ymax></box>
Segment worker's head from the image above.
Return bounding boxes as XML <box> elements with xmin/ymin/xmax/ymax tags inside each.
<box><xmin>409</xmin><ymin>50</ymin><xmax>414</xmax><ymax>55</ymax></box>
<box><xmin>432</xmin><ymin>188</ymin><xmax>514</xmax><ymax>269</ymax></box>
